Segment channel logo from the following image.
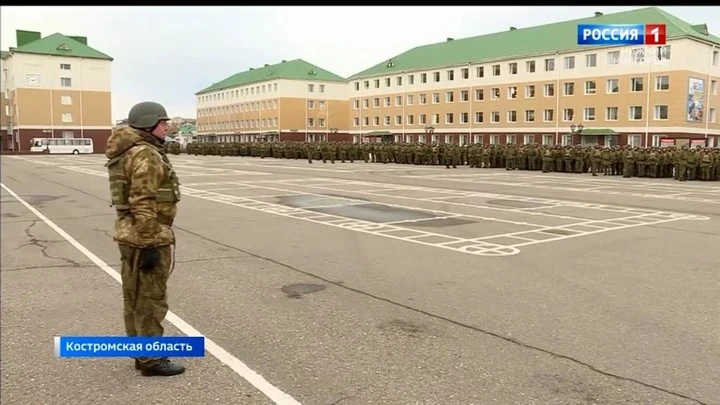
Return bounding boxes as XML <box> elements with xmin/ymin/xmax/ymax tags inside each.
<box><xmin>577</xmin><ymin>24</ymin><xmax>667</xmax><ymax>46</ymax></box>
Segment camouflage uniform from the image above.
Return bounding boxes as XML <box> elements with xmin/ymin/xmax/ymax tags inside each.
<box><xmin>104</xmin><ymin>102</ymin><xmax>185</xmax><ymax>377</ymax></box>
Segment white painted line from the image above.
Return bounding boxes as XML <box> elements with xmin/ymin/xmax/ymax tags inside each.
<box><xmin>0</xmin><ymin>182</ymin><xmax>303</xmax><ymax>405</ymax></box>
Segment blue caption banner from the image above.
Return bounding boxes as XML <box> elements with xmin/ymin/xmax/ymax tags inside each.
<box><xmin>55</xmin><ymin>336</ymin><xmax>205</xmax><ymax>358</ymax></box>
<box><xmin>577</xmin><ymin>24</ymin><xmax>645</xmax><ymax>46</ymax></box>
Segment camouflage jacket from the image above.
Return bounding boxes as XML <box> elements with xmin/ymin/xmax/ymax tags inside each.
<box><xmin>104</xmin><ymin>128</ymin><xmax>181</xmax><ymax>249</ymax></box>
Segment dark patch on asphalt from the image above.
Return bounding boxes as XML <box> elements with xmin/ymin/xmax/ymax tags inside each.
<box><xmin>276</xmin><ymin>194</ymin><xmax>438</xmax><ymax>223</ymax></box>
<box><xmin>487</xmin><ymin>199</ymin><xmax>544</xmax><ymax>209</ymax></box>
<box><xmin>378</xmin><ymin>319</ymin><xmax>426</xmax><ymax>338</ymax></box>
<box><xmin>19</xmin><ymin>195</ymin><xmax>63</xmax><ymax>206</ymax></box>
<box><xmin>281</xmin><ymin>283</ymin><xmax>326</xmax><ymax>299</ymax></box>
<box><xmin>2</xmin><ymin>213</ymin><xmax>19</xmax><ymax>218</ymax></box>
<box><xmin>543</xmin><ymin>229</ymin><xmax>575</xmax><ymax>236</ymax></box>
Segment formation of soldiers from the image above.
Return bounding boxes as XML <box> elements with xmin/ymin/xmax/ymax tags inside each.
<box><xmin>168</xmin><ymin>141</ymin><xmax>720</xmax><ymax>182</ymax></box>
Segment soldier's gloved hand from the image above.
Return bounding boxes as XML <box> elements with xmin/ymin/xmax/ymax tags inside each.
<box><xmin>138</xmin><ymin>248</ymin><xmax>161</xmax><ymax>272</ymax></box>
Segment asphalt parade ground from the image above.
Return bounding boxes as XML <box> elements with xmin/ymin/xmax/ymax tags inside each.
<box><xmin>2</xmin><ymin>154</ymin><xmax>719</xmax><ymax>405</ymax></box>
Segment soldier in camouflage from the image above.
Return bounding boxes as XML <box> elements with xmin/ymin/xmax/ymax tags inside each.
<box><xmin>104</xmin><ymin>102</ymin><xmax>185</xmax><ymax>377</ymax></box>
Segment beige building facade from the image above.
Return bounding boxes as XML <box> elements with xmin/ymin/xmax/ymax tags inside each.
<box><xmin>2</xmin><ymin>30</ymin><xmax>113</xmax><ymax>152</ymax></box>
<box><xmin>349</xmin><ymin>39</ymin><xmax>720</xmax><ymax>147</ymax></box>
<box><xmin>195</xmin><ymin>59</ymin><xmax>350</xmax><ymax>142</ymax></box>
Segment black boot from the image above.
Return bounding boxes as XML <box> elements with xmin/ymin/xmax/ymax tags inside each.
<box><xmin>138</xmin><ymin>358</ymin><xmax>186</xmax><ymax>376</ymax></box>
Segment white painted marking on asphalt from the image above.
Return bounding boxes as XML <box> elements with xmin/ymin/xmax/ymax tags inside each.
<box><xmin>0</xmin><ymin>182</ymin><xmax>303</xmax><ymax>405</ymax></box>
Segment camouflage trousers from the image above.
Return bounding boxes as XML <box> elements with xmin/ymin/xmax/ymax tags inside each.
<box><xmin>119</xmin><ymin>244</ymin><xmax>172</xmax><ymax>367</ymax></box>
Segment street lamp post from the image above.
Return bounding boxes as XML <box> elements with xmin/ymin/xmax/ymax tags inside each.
<box><xmin>424</xmin><ymin>125</ymin><xmax>435</xmax><ymax>144</ymax></box>
<box><xmin>569</xmin><ymin>123</ymin><xmax>584</xmax><ymax>146</ymax></box>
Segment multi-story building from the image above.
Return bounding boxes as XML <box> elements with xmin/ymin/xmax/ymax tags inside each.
<box><xmin>1</xmin><ymin>51</ymin><xmax>9</xmax><ymax>148</ymax></box>
<box><xmin>347</xmin><ymin>7</ymin><xmax>720</xmax><ymax>147</ymax></box>
<box><xmin>195</xmin><ymin>59</ymin><xmax>350</xmax><ymax>142</ymax></box>
<box><xmin>2</xmin><ymin>30</ymin><xmax>113</xmax><ymax>152</ymax></box>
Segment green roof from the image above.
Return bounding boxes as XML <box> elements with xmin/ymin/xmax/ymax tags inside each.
<box><xmin>9</xmin><ymin>32</ymin><xmax>113</xmax><ymax>61</ymax></box>
<box><xmin>350</xmin><ymin>7</ymin><xmax>720</xmax><ymax>80</ymax></box>
<box><xmin>196</xmin><ymin>59</ymin><xmax>346</xmax><ymax>95</ymax></box>
<box><xmin>577</xmin><ymin>128</ymin><xmax>618</xmax><ymax>136</ymax></box>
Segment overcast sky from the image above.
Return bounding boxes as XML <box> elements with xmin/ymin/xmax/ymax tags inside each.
<box><xmin>1</xmin><ymin>6</ymin><xmax>716</xmax><ymax>122</ymax></box>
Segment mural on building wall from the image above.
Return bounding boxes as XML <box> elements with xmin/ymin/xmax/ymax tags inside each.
<box><xmin>687</xmin><ymin>77</ymin><xmax>705</xmax><ymax>122</ymax></box>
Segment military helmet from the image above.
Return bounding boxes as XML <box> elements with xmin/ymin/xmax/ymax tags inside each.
<box><xmin>128</xmin><ymin>101</ymin><xmax>170</xmax><ymax>129</ymax></box>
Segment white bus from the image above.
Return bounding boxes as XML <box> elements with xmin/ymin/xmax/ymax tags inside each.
<box><xmin>30</xmin><ymin>138</ymin><xmax>94</xmax><ymax>154</ymax></box>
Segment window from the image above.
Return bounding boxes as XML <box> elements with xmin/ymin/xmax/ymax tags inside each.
<box><xmin>490</xmin><ymin>135</ymin><xmax>500</xmax><ymax>145</ymax></box>
<box><xmin>432</xmin><ymin>114</ymin><xmax>440</xmax><ymax>124</ymax></box>
<box><xmin>585</xmin><ymin>54</ymin><xmax>597</xmax><ymax>67</ymax></box>
<box><xmin>60</xmin><ymin>63</ymin><xmax>71</xmax><ymax>71</ymax></box>
<box><xmin>407</xmin><ymin>115</ymin><xmax>414</xmax><ymax>125</ymax></box>
<box><xmin>318</xmin><ymin>118</ymin><xmax>326</xmax><ymax>127</ymax></box>
<box><xmin>373</xmin><ymin>98</ymin><xmax>379</xmax><ymax>107</ymax></box>
<box><xmin>353</xmin><ymin>100</ymin><xmax>360</xmax><ymax>109</ymax></box>
<box><xmin>525</xmin><ymin>85</ymin><xmax>535</xmax><ymax>98</ymax></box>
<box><xmin>363</xmin><ymin>80</ymin><xmax>369</xmax><ymax>89</ymax></box>
<box><xmin>607</xmin><ymin>51</ymin><xmax>620</xmax><ymax>65</ymax></box>
<box><xmin>475</xmin><ymin>89</ymin><xmax>484</xmax><ymax>101</ymax></box>
<box><xmin>384</xmin><ymin>97</ymin><xmax>391</xmax><ymax>107</ymax></box>
<box><xmin>508</xmin><ymin>87</ymin><xmax>517</xmax><ymax>99</ymax></box>
<box><xmin>544</xmin><ymin>84</ymin><xmax>554</xmax><ymax>97</ymax></box>
<box><xmin>318</xmin><ymin>100</ymin><xmax>326</xmax><ymax>110</ymax></box>
<box><xmin>655</xmin><ymin>76</ymin><xmax>669</xmax><ymax>91</ymax></box>
<box><xmin>492</xmin><ymin>64</ymin><xmax>500</xmax><ymax>76</ymax></box>
<box><xmin>543</xmin><ymin>109</ymin><xmax>554</xmax><ymax>122</ymax></box>
<box><xmin>353</xmin><ymin>117</ymin><xmax>360</xmax><ymax>126</ymax></box>
<box><xmin>395</xmin><ymin>96</ymin><xmax>402</xmax><ymax>106</ymax></box>
<box><xmin>491</xmin><ymin>88</ymin><xmax>500</xmax><ymax>100</ymax></box>
<box><xmin>363</xmin><ymin>99</ymin><xmax>369</xmax><ymax>108</ymax></box>
<box><xmin>491</xmin><ymin>112</ymin><xmax>500</xmax><ymax>123</ymax></box>
<box><xmin>419</xmin><ymin>94</ymin><xmax>426</xmax><ymax>104</ymax></box>
<box><xmin>384</xmin><ymin>116</ymin><xmax>391</xmax><ymax>125</ymax></box>
<box><xmin>461</xmin><ymin>68</ymin><xmax>469</xmax><ymax>79</ymax></box>
<box><xmin>62</xmin><ymin>113</ymin><xmax>73</xmax><ymax>123</ymax></box>
<box><xmin>606</xmin><ymin>79</ymin><xmax>619</xmax><ymax>93</ymax></box>
<box><xmin>585</xmin><ymin>81</ymin><xmax>596</xmax><ymax>95</ymax></box>
<box><xmin>308</xmin><ymin>100</ymin><xmax>315</xmax><ymax>108</ymax></box>
<box><xmin>447</xmin><ymin>70</ymin><xmax>454</xmax><ymax>81</ymax></box>
<box><xmin>506</xmin><ymin>134</ymin><xmax>517</xmax><ymax>145</ymax></box>
<box><xmin>460</xmin><ymin>112</ymin><xmax>469</xmax><ymax>123</ymax></box>
<box><xmin>419</xmin><ymin>114</ymin><xmax>427</xmax><ymax>124</ymax></box>
<box><xmin>476</xmin><ymin>66</ymin><xmax>484</xmax><ymax>77</ymax></box>
<box><xmin>432</xmin><ymin>93</ymin><xmax>440</xmax><ymax>103</ymax></box>
<box><xmin>508</xmin><ymin>62</ymin><xmax>517</xmax><ymax>74</ymax></box>
<box><xmin>433</xmin><ymin>72</ymin><xmax>440</xmax><ymax>82</ymax></box>
<box><xmin>406</xmin><ymin>94</ymin><xmax>414</xmax><ymax>105</ymax></box>
<box><xmin>654</xmin><ymin>105</ymin><xmax>668</xmax><ymax>120</ymax></box>
<box><xmin>544</xmin><ymin>58</ymin><xmax>555</xmax><ymax>71</ymax></box>
<box><xmin>308</xmin><ymin>84</ymin><xmax>315</xmax><ymax>92</ymax></box>
<box><xmin>543</xmin><ymin>134</ymin><xmax>553</xmax><ymax>145</ymax></box>
<box><xmin>628</xmin><ymin>135</ymin><xmax>642</xmax><ymax>147</ymax></box>
<box><xmin>60</xmin><ymin>95</ymin><xmax>72</xmax><ymax>105</ymax></box>
<box><xmin>364</xmin><ymin>117</ymin><xmax>370</xmax><ymax>126</ymax></box>
<box><xmin>631</xmin><ymin>78</ymin><xmax>644</xmax><ymax>92</ymax></box>
<box><xmin>420</xmin><ymin>73</ymin><xmax>427</xmax><ymax>83</ymax></box>
<box><xmin>563</xmin><ymin>108</ymin><xmax>574</xmax><ymax>121</ymax></box>
<box><xmin>606</xmin><ymin>107</ymin><xmax>618</xmax><ymax>120</ymax></box>
<box><xmin>583</xmin><ymin>107</ymin><xmax>595</xmax><ymax>121</ymax></box>
<box><xmin>62</xmin><ymin>130</ymin><xmax>74</xmax><ymax>138</ymax></box>
<box><xmin>475</xmin><ymin>112</ymin><xmax>484</xmax><ymax>123</ymax></box>
<box><xmin>446</xmin><ymin>91</ymin><xmax>454</xmax><ymax>102</ymax></box>
<box><xmin>354</xmin><ymin>82</ymin><xmax>360</xmax><ymax>91</ymax></box>
<box><xmin>460</xmin><ymin>90</ymin><xmax>469</xmax><ymax>102</ymax></box>
<box><xmin>61</xmin><ymin>77</ymin><xmax>72</xmax><ymax>87</ymax></box>
<box><xmin>507</xmin><ymin>110</ymin><xmax>517</xmax><ymax>123</ymax></box>
<box><xmin>374</xmin><ymin>79</ymin><xmax>380</xmax><ymax>88</ymax></box>
<box><xmin>395</xmin><ymin>115</ymin><xmax>402</xmax><ymax>125</ymax></box>
<box><xmin>526</xmin><ymin>60</ymin><xmax>535</xmax><ymax>73</ymax></box>
<box><xmin>383</xmin><ymin>78</ymin><xmax>389</xmax><ymax>87</ymax></box>
<box><xmin>564</xmin><ymin>56</ymin><xmax>575</xmax><ymax>69</ymax></box>
<box><xmin>408</xmin><ymin>75</ymin><xmax>414</xmax><ymax>85</ymax></box>
<box><xmin>525</xmin><ymin>110</ymin><xmax>535</xmax><ymax>122</ymax></box>
<box><xmin>631</xmin><ymin>47</ymin><xmax>645</xmax><ymax>63</ymax></box>
<box><xmin>319</xmin><ymin>84</ymin><xmax>325</xmax><ymax>93</ymax></box>
<box><xmin>445</xmin><ymin>113</ymin><xmax>454</xmax><ymax>124</ymax></box>
<box><xmin>563</xmin><ymin>82</ymin><xmax>574</xmax><ymax>96</ymax></box>
<box><xmin>629</xmin><ymin>106</ymin><xmax>643</xmax><ymax>120</ymax></box>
